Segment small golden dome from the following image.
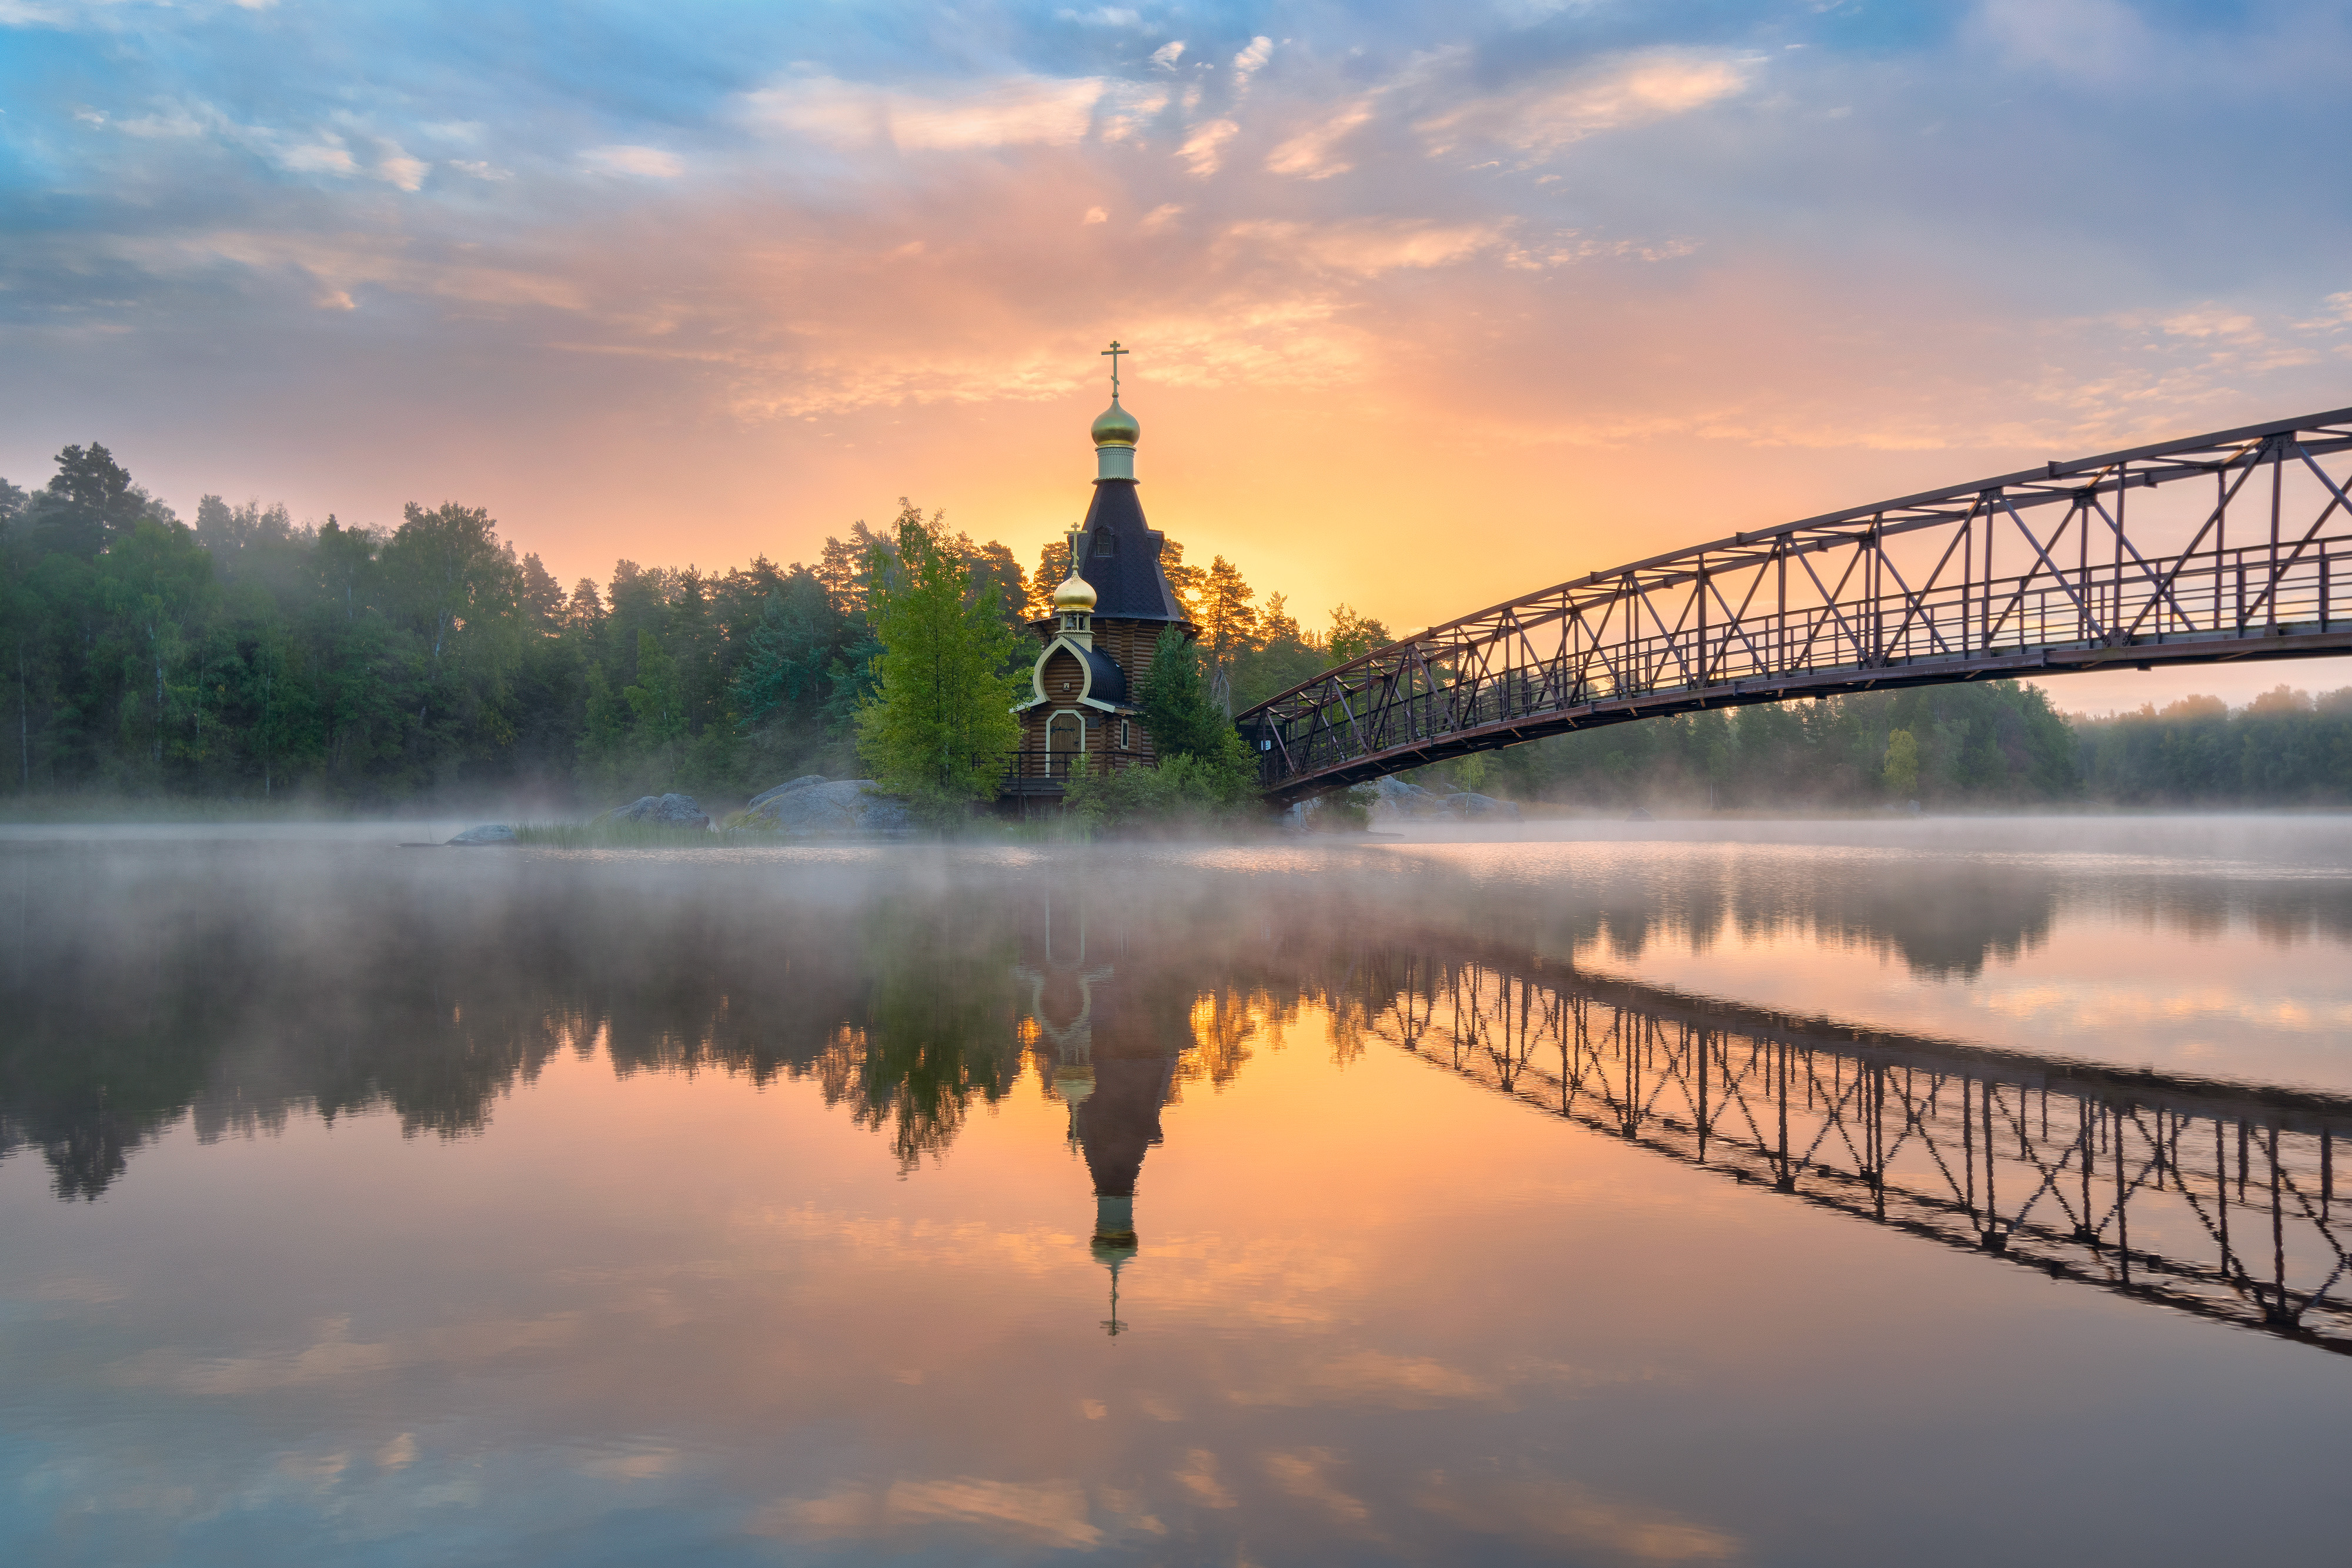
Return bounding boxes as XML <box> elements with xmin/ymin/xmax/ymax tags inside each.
<box><xmin>1090</xmin><ymin>398</ymin><xmax>1140</xmax><ymax>448</ymax></box>
<box><xmin>1053</xmin><ymin>570</ymin><xmax>1098</xmax><ymax>612</ymax></box>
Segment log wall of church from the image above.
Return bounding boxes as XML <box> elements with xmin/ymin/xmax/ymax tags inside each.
<box><xmin>1013</xmin><ymin>617</ymin><xmax>1184</xmax><ymax>782</ymax></box>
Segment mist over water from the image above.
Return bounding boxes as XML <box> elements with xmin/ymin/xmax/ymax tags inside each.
<box><xmin>4</xmin><ymin>818</ymin><xmax>2349</xmax><ymax>1564</ymax></box>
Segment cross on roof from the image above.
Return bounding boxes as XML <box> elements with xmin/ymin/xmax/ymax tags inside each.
<box><xmin>1101</xmin><ymin>340</ymin><xmax>1127</xmax><ymax>399</ymax></box>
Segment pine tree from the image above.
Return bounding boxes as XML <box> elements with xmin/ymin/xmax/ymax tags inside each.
<box><xmin>1136</xmin><ymin>627</ymin><xmax>1254</xmax><ymax>789</ymax></box>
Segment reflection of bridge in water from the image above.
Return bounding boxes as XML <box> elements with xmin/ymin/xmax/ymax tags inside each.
<box><xmin>1357</xmin><ymin>948</ymin><xmax>2351</xmax><ymax>1355</ymax></box>
<box><xmin>15</xmin><ymin>844</ymin><xmax>2344</xmax><ymax>1356</ymax></box>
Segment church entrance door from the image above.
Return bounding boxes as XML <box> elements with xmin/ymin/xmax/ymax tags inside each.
<box><xmin>1047</xmin><ymin>711</ymin><xmax>1084</xmax><ymax>778</ymax></box>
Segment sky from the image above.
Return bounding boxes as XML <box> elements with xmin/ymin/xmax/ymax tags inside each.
<box><xmin>4</xmin><ymin>0</ymin><xmax>2349</xmax><ymax>710</ymax></box>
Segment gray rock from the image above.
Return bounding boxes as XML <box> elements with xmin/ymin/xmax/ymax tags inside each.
<box><xmin>1364</xmin><ymin>776</ymin><xmax>1519</xmax><ymax>822</ymax></box>
<box><xmin>446</xmin><ymin>823</ymin><xmax>517</xmax><ymax>845</ymax></box>
<box><xmin>1367</xmin><ymin>776</ymin><xmax>1444</xmax><ymax>819</ymax></box>
<box><xmin>746</xmin><ymin>775</ymin><xmax>831</xmax><ymax>811</ymax></box>
<box><xmin>596</xmin><ymin>793</ymin><xmax>712</xmax><ymax>829</ymax></box>
<box><xmin>736</xmin><ymin>778</ymin><xmax>912</xmax><ymax>835</ymax></box>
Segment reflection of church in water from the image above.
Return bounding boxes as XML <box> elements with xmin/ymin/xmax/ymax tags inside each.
<box><xmin>1015</xmin><ymin>891</ymin><xmax>1190</xmax><ymax>1336</ymax></box>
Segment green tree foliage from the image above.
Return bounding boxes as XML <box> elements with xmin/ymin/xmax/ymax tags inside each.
<box><xmin>1194</xmin><ymin>554</ymin><xmax>1258</xmax><ymax>692</ymax></box>
<box><xmin>622</xmin><ymin>630</ymin><xmax>689</xmax><ymax>771</ymax></box>
<box><xmin>1135</xmin><ymin>627</ymin><xmax>1230</xmax><ymax>765</ymax></box>
<box><xmin>1051</xmin><ymin>628</ymin><xmax>1259</xmax><ymax>830</ymax></box>
<box><xmin>1230</xmin><ymin>592</ymin><xmax>1328</xmax><ymax>708</ymax></box>
<box><xmin>1882</xmin><ymin>729</ymin><xmax>1920</xmax><ymax>796</ymax></box>
<box><xmin>28</xmin><ymin>443</ymin><xmax>161</xmax><ymax>559</ymax></box>
<box><xmin>853</xmin><ymin>510</ymin><xmax>1023</xmax><ymax>808</ymax></box>
<box><xmin>0</xmin><ymin>447</ymin><xmax>1024</xmax><ymax>805</ymax></box>
<box><xmin>15</xmin><ymin>438</ymin><xmax>2335</xmax><ymax>815</ymax></box>
<box><xmin>2077</xmin><ymin>687</ymin><xmax>2352</xmax><ymax>804</ymax></box>
<box><xmin>1133</xmin><ymin>627</ymin><xmax>1254</xmax><ymax>795</ymax></box>
<box><xmin>1325</xmin><ymin>603</ymin><xmax>1393</xmax><ymax>665</ymax></box>
<box><xmin>1061</xmin><ymin>750</ymin><xmax>1256</xmax><ymax>827</ymax></box>
<box><xmin>1434</xmin><ymin>682</ymin><xmax>2080</xmax><ymax>809</ymax></box>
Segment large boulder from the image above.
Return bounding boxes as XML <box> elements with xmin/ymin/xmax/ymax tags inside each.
<box><xmin>596</xmin><ymin>793</ymin><xmax>712</xmax><ymax>829</ymax></box>
<box><xmin>746</xmin><ymin>775</ymin><xmax>830</xmax><ymax>811</ymax></box>
<box><xmin>1361</xmin><ymin>776</ymin><xmax>1520</xmax><ymax>823</ymax></box>
<box><xmin>1367</xmin><ymin>776</ymin><xmax>1444</xmax><ymax>820</ymax></box>
<box><xmin>446</xmin><ymin>823</ymin><xmax>517</xmax><ymax>845</ymax></box>
<box><xmin>735</xmin><ymin>778</ymin><xmax>913</xmax><ymax>835</ymax></box>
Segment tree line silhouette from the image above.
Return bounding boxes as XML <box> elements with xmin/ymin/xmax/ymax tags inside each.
<box><xmin>3</xmin><ymin>441</ymin><xmax>2343</xmax><ymax>807</ymax></box>
<box><xmin>0</xmin><ymin>444</ymin><xmax>1394</xmax><ymax>804</ymax></box>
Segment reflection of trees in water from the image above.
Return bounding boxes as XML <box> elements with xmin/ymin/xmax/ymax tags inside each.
<box><xmin>6</xmin><ymin>842</ymin><xmax>2351</xmax><ymax>1200</ymax></box>
<box><xmin>1512</xmin><ymin>856</ymin><xmax>2062</xmax><ymax>980</ymax></box>
<box><xmin>1422</xmin><ymin>851</ymin><xmax>2352</xmax><ymax>982</ymax></box>
<box><xmin>0</xmin><ymin>851</ymin><xmax>1034</xmax><ymax>1195</ymax></box>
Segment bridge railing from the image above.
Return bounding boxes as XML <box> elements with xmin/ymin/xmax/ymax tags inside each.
<box><xmin>1241</xmin><ymin>409</ymin><xmax>2352</xmax><ymax>798</ymax></box>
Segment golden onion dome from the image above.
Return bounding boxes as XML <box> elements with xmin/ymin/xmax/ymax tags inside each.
<box><xmin>1053</xmin><ymin>570</ymin><xmax>1098</xmax><ymax>613</ymax></box>
<box><xmin>1090</xmin><ymin>398</ymin><xmax>1140</xmax><ymax>448</ymax></box>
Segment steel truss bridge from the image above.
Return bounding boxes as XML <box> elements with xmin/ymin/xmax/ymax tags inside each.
<box><xmin>1354</xmin><ymin>947</ymin><xmax>2352</xmax><ymax>1355</ymax></box>
<box><xmin>1240</xmin><ymin>407</ymin><xmax>2352</xmax><ymax>801</ymax></box>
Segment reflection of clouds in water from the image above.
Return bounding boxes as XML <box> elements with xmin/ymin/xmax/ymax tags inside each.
<box><xmin>743</xmin><ymin>1202</ymin><xmax>1086</xmax><ymax>1275</ymax></box>
<box><xmin>1265</xmin><ymin>1446</ymin><xmax>1372</xmax><ymax>1524</ymax></box>
<box><xmin>108</xmin><ymin>1312</ymin><xmax>583</xmax><ymax>1397</ymax></box>
<box><xmin>575</xmin><ymin>1442</ymin><xmax>677</xmax><ymax>1482</ymax></box>
<box><xmin>1175</xmin><ymin>1447</ymin><xmax>1237</xmax><ymax>1508</ymax></box>
<box><xmin>10</xmin><ymin>830</ymin><xmax>2348</xmax><ymax>1563</ymax></box>
<box><xmin>1104</xmin><ymin>1228</ymin><xmax>1361</xmax><ymax>1326</ymax></box>
<box><xmin>1415</xmin><ymin>1472</ymin><xmax>1742</xmax><ymax>1562</ymax></box>
<box><xmin>1975</xmin><ymin>981</ymin><xmax>2352</xmax><ymax>1034</ymax></box>
<box><xmin>753</xmin><ymin>1476</ymin><xmax>1112</xmax><ymax>1549</ymax></box>
<box><xmin>1228</xmin><ymin>1350</ymin><xmax>1498</xmax><ymax>1410</ymax></box>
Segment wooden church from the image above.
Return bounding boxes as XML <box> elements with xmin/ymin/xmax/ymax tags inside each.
<box><xmin>1005</xmin><ymin>345</ymin><xmax>1197</xmax><ymax>803</ymax></box>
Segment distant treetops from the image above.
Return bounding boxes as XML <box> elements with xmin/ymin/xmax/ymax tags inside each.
<box><xmin>0</xmin><ymin>362</ymin><xmax>1379</xmax><ymax>806</ymax></box>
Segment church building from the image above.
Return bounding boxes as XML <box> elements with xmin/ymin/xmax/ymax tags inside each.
<box><xmin>1007</xmin><ymin>344</ymin><xmax>1196</xmax><ymax>804</ymax></box>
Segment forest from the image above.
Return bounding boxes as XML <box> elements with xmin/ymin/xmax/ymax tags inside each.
<box><xmin>2</xmin><ymin>441</ymin><xmax>2347</xmax><ymax>810</ymax></box>
<box><xmin>0</xmin><ymin>441</ymin><xmax>1385</xmax><ymax>807</ymax></box>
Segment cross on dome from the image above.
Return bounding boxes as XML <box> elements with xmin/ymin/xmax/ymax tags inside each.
<box><xmin>1090</xmin><ymin>340</ymin><xmax>1140</xmax><ymax>462</ymax></box>
<box><xmin>1053</xmin><ymin>523</ymin><xmax>1098</xmax><ymax>616</ymax></box>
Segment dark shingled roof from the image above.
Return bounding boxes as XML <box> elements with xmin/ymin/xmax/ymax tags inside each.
<box><xmin>1021</xmin><ymin>638</ymin><xmax>1128</xmax><ymax>711</ymax></box>
<box><xmin>1075</xmin><ymin>480</ymin><xmax>1185</xmax><ymax>621</ymax></box>
<box><xmin>1074</xmin><ymin>642</ymin><xmax>1127</xmax><ymax>704</ymax></box>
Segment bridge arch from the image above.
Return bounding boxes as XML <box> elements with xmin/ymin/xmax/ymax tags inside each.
<box><xmin>1239</xmin><ymin>406</ymin><xmax>2352</xmax><ymax>802</ymax></box>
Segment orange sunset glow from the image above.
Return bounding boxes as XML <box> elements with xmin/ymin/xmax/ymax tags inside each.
<box><xmin>8</xmin><ymin>2</ymin><xmax>2350</xmax><ymax>708</ymax></box>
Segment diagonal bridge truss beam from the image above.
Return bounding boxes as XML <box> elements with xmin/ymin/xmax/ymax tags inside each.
<box><xmin>1239</xmin><ymin>406</ymin><xmax>2352</xmax><ymax>802</ymax></box>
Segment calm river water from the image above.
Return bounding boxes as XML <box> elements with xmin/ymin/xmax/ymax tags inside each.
<box><xmin>4</xmin><ymin>818</ymin><xmax>2350</xmax><ymax>1566</ymax></box>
